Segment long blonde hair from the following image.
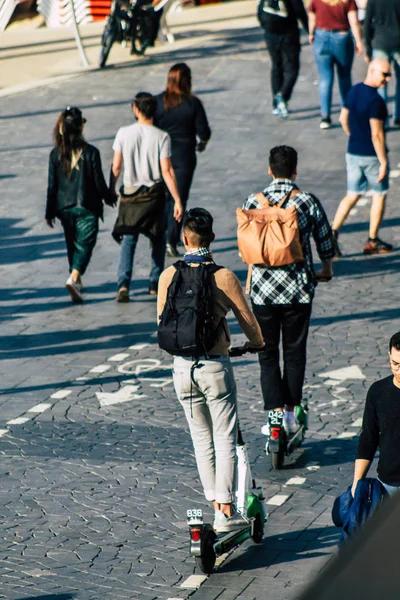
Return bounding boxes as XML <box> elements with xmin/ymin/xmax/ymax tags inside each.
<box><xmin>320</xmin><ymin>0</ymin><xmax>347</xmax><ymax>5</ymax></box>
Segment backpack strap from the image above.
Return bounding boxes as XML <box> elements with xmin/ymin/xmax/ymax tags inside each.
<box><xmin>255</xmin><ymin>188</ymin><xmax>300</xmax><ymax>209</ymax></box>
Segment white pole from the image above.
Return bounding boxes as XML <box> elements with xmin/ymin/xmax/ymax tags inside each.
<box><xmin>69</xmin><ymin>0</ymin><xmax>90</xmax><ymax>67</ymax></box>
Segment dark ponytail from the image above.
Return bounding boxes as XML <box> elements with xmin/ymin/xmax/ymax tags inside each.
<box><xmin>54</xmin><ymin>107</ymin><xmax>86</xmax><ymax>175</ymax></box>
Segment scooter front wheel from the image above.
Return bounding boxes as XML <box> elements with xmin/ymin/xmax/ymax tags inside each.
<box><xmin>195</xmin><ymin>526</ymin><xmax>216</xmax><ymax>574</ymax></box>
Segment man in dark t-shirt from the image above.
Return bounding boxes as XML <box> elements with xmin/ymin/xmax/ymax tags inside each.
<box><xmin>352</xmin><ymin>332</ymin><xmax>400</xmax><ymax>497</ymax></box>
<box><xmin>331</xmin><ymin>58</ymin><xmax>393</xmax><ymax>257</ymax></box>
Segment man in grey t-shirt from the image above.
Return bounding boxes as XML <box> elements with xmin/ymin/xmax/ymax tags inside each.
<box><xmin>111</xmin><ymin>93</ymin><xmax>182</xmax><ymax>301</ymax></box>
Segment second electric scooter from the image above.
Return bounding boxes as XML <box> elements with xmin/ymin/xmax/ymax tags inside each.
<box><xmin>262</xmin><ymin>400</ymin><xmax>308</xmax><ymax>469</ymax></box>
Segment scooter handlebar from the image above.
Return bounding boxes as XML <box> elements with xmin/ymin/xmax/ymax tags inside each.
<box><xmin>229</xmin><ymin>345</ymin><xmax>265</xmax><ymax>357</ymax></box>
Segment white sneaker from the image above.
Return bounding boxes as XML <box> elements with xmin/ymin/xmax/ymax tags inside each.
<box><xmin>213</xmin><ymin>509</ymin><xmax>248</xmax><ymax>533</ymax></box>
<box><xmin>261</xmin><ymin>423</ymin><xmax>270</xmax><ymax>436</ymax></box>
<box><xmin>283</xmin><ymin>410</ymin><xmax>298</xmax><ymax>435</ymax></box>
<box><xmin>272</xmin><ymin>107</ymin><xmax>280</xmax><ymax>116</ymax></box>
<box><xmin>65</xmin><ymin>277</ymin><xmax>83</xmax><ymax>303</ymax></box>
<box><xmin>275</xmin><ymin>93</ymin><xmax>288</xmax><ymax>119</ymax></box>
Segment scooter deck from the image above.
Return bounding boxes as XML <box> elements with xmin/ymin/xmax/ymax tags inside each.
<box><xmin>214</xmin><ymin>522</ymin><xmax>253</xmax><ymax>556</ymax></box>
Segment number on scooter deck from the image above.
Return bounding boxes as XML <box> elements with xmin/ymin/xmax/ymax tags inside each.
<box><xmin>187</xmin><ymin>509</ymin><xmax>203</xmax><ymax>524</ymax></box>
<box><xmin>268</xmin><ymin>410</ymin><xmax>284</xmax><ymax>426</ymax></box>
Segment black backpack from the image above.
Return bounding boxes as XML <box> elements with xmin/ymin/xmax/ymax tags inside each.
<box><xmin>158</xmin><ymin>261</ymin><xmax>223</xmax><ymax>357</ymax></box>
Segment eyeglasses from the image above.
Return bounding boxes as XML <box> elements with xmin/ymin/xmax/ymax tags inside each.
<box><xmin>382</xmin><ymin>71</ymin><xmax>392</xmax><ymax>79</ymax></box>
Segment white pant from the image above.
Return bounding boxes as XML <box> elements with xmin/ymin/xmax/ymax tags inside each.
<box><xmin>173</xmin><ymin>356</ymin><xmax>238</xmax><ymax>504</ymax></box>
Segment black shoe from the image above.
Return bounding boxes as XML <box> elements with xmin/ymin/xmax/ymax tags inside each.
<box><xmin>166</xmin><ymin>243</ymin><xmax>181</xmax><ymax>257</ymax></box>
<box><xmin>332</xmin><ymin>230</ymin><xmax>342</xmax><ymax>258</ymax></box>
<box><xmin>363</xmin><ymin>238</ymin><xmax>393</xmax><ymax>255</ymax></box>
<box><xmin>149</xmin><ymin>281</ymin><xmax>158</xmax><ymax>296</ymax></box>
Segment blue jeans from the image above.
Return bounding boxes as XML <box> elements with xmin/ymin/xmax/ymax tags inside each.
<box><xmin>117</xmin><ymin>233</ymin><xmax>165</xmax><ymax>290</ymax></box>
<box><xmin>373</xmin><ymin>49</ymin><xmax>400</xmax><ymax>121</ymax></box>
<box><xmin>313</xmin><ymin>29</ymin><xmax>354</xmax><ymax>118</ymax></box>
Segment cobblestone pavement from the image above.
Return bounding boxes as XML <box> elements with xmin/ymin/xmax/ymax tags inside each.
<box><xmin>1</xmin><ymin>21</ymin><xmax>400</xmax><ymax>600</ymax></box>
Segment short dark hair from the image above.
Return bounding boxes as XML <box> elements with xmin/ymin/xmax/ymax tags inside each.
<box><xmin>183</xmin><ymin>208</ymin><xmax>214</xmax><ymax>246</ymax></box>
<box><xmin>269</xmin><ymin>145</ymin><xmax>298</xmax><ymax>179</ymax></box>
<box><xmin>133</xmin><ymin>92</ymin><xmax>157</xmax><ymax>119</ymax></box>
<box><xmin>389</xmin><ymin>332</ymin><xmax>400</xmax><ymax>352</ymax></box>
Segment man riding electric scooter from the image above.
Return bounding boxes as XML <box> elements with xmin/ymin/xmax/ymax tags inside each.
<box><xmin>157</xmin><ymin>208</ymin><xmax>265</xmax><ymax>532</ymax></box>
<box><xmin>242</xmin><ymin>146</ymin><xmax>335</xmax><ymax>468</ymax></box>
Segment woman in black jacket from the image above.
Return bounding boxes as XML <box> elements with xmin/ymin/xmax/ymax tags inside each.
<box><xmin>154</xmin><ymin>63</ymin><xmax>211</xmax><ymax>256</ymax></box>
<box><xmin>46</xmin><ymin>107</ymin><xmax>115</xmax><ymax>303</ymax></box>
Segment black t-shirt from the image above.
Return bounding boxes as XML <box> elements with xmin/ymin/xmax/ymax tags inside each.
<box><xmin>345</xmin><ymin>82</ymin><xmax>388</xmax><ymax>157</ymax></box>
<box><xmin>356</xmin><ymin>376</ymin><xmax>400</xmax><ymax>485</ymax></box>
<box><xmin>153</xmin><ymin>94</ymin><xmax>211</xmax><ymax>163</ymax></box>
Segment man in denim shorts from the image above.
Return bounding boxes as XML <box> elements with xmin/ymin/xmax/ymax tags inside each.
<box><xmin>331</xmin><ymin>58</ymin><xmax>393</xmax><ymax>257</ymax></box>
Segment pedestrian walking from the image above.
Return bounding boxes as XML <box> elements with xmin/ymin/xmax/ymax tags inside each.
<box><xmin>45</xmin><ymin>106</ymin><xmax>116</xmax><ymax>304</ymax></box>
<box><xmin>364</xmin><ymin>0</ymin><xmax>400</xmax><ymax>127</ymax></box>
<box><xmin>157</xmin><ymin>208</ymin><xmax>264</xmax><ymax>532</ymax></box>
<box><xmin>352</xmin><ymin>332</ymin><xmax>400</xmax><ymax>497</ymax></box>
<box><xmin>111</xmin><ymin>93</ymin><xmax>183</xmax><ymax>302</ymax></box>
<box><xmin>331</xmin><ymin>58</ymin><xmax>393</xmax><ymax>257</ymax></box>
<box><xmin>257</xmin><ymin>0</ymin><xmax>309</xmax><ymax>119</ymax></box>
<box><xmin>308</xmin><ymin>0</ymin><xmax>364</xmax><ymax>130</ymax></box>
<box><xmin>153</xmin><ymin>63</ymin><xmax>211</xmax><ymax>257</ymax></box>
<box><xmin>242</xmin><ymin>145</ymin><xmax>335</xmax><ymax>434</ymax></box>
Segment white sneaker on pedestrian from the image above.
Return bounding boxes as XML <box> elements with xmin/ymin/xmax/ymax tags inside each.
<box><xmin>283</xmin><ymin>410</ymin><xmax>298</xmax><ymax>435</ymax></box>
<box><xmin>275</xmin><ymin>93</ymin><xmax>288</xmax><ymax>119</ymax></box>
<box><xmin>66</xmin><ymin>277</ymin><xmax>83</xmax><ymax>303</ymax></box>
<box><xmin>272</xmin><ymin>107</ymin><xmax>280</xmax><ymax>116</ymax></box>
<box><xmin>213</xmin><ymin>509</ymin><xmax>248</xmax><ymax>533</ymax></box>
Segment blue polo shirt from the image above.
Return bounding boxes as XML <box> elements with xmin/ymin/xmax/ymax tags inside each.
<box><xmin>345</xmin><ymin>82</ymin><xmax>388</xmax><ymax>157</ymax></box>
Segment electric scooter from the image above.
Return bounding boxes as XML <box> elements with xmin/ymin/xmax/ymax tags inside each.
<box><xmin>262</xmin><ymin>400</ymin><xmax>308</xmax><ymax>470</ymax></box>
<box><xmin>187</xmin><ymin>346</ymin><xmax>267</xmax><ymax>574</ymax></box>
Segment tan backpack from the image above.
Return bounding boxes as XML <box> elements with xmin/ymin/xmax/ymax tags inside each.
<box><xmin>236</xmin><ymin>189</ymin><xmax>304</xmax><ymax>268</ymax></box>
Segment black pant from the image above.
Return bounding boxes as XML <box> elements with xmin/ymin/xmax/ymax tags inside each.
<box><xmin>264</xmin><ymin>30</ymin><xmax>301</xmax><ymax>106</ymax></box>
<box><xmin>166</xmin><ymin>160</ymin><xmax>196</xmax><ymax>247</ymax></box>
<box><xmin>252</xmin><ymin>303</ymin><xmax>312</xmax><ymax>411</ymax></box>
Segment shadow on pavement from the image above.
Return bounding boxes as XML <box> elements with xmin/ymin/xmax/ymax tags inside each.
<box><xmin>341</xmin><ymin>216</ymin><xmax>400</xmax><ymax>233</ymax></box>
<box><xmin>16</xmin><ymin>596</ymin><xmax>74</xmax><ymax>600</ymax></box>
<box><xmin>0</xmin><ymin>321</ymin><xmax>154</xmax><ymax>359</ymax></box>
<box><xmin>216</xmin><ymin>526</ymin><xmax>339</xmax><ymax>573</ymax></box>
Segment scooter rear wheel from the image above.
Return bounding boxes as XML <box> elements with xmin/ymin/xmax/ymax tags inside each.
<box><xmin>195</xmin><ymin>526</ymin><xmax>216</xmax><ymax>574</ymax></box>
<box><xmin>271</xmin><ymin>447</ymin><xmax>285</xmax><ymax>470</ymax></box>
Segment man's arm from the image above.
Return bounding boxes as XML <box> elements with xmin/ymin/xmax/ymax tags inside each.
<box><xmin>363</xmin><ymin>0</ymin><xmax>375</xmax><ymax>61</ymax></box>
<box><xmin>309</xmin><ymin>195</ymin><xmax>335</xmax><ymax>278</ymax></box>
<box><xmin>157</xmin><ymin>267</ymin><xmax>174</xmax><ymax>321</ymax></box>
<box><xmin>370</xmin><ymin>118</ymin><xmax>388</xmax><ymax>183</ymax></box>
<box><xmin>339</xmin><ymin>107</ymin><xmax>350</xmax><ymax>136</ymax></box>
<box><xmin>352</xmin><ymin>460</ymin><xmax>372</xmax><ymax>497</ymax></box>
<box><xmin>348</xmin><ymin>10</ymin><xmax>364</xmax><ymax>56</ymax></box>
<box><xmin>293</xmin><ymin>0</ymin><xmax>309</xmax><ymax>33</ymax></box>
<box><xmin>352</xmin><ymin>387</ymin><xmax>379</xmax><ymax>496</ymax></box>
<box><xmin>111</xmin><ymin>151</ymin><xmax>123</xmax><ymax>193</ymax></box>
<box><xmin>222</xmin><ymin>272</ymin><xmax>264</xmax><ymax>348</ymax></box>
<box><xmin>160</xmin><ymin>157</ymin><xmax>183</xmax><ymax>222</ymax></box>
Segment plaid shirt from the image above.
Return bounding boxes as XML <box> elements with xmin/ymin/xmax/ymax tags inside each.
<box><xmin>242</xmin><ymin>179</ymin><xmax>335</xmax><ymax>305</ymax></box>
